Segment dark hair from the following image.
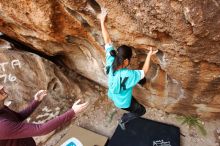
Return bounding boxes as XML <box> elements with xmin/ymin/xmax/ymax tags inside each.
<box><xmin>110</xmin><ymin>45</ymin><xmax>132</xmax><ymax>73</ymax></box>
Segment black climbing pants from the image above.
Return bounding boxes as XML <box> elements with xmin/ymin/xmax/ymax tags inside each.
<box><xmin>121</xmin><ymin>97</ymin><xmax>146</xmax><ymax>123</ymax></box>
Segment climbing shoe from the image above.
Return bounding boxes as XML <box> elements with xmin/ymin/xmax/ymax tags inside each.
<box><xmin>118</xmin><ymin>119</ymin><xmax>126</xmax><ymax>130</ymax></box>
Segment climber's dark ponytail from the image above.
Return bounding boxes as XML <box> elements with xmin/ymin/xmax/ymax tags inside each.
<box><xmin>111</xmin><ymin>45</ymin><xmax>132</xmax><ymax>73</ymax></box>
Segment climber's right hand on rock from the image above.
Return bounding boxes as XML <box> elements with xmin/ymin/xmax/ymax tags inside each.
<box><xmin>72</xmin><ymin>99</ymin><xmax>89</xmax><ymax>115</ymax></box>
<box><xmin>98</xmin><ymin>8</ymin><xmax>108</xmax><ymax>23</ymax></box>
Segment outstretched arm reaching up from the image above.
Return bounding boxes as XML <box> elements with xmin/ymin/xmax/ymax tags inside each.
<box><xmin>142</xmin><ymin>47</ymin><xmax>158</xmax><ymax>74</ymax></box>
<box><xmin>98</xmin><ymin>8</ymin><xmax>112</xmax><ymax>44</ymax></box>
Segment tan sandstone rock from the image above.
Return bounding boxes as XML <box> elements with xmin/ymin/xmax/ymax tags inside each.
<box><xmin>0</xmin><ymin>0</ymin><xmax>219</xmax><ymax>119</ymax></box>
<box><xmin>0</xmin><ymin>39</ymin><xmax>102</xmax><ymax>144</ymax></box>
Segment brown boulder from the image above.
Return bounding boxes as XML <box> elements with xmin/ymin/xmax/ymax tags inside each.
<box><xmin>0</xmin><ymin>0</ymin><xmax>219</xmax><ymax>118</ymax></box>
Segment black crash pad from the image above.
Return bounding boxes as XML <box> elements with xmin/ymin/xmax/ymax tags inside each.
<box><xmin>107</xmin><ymin>118</ymin><xmax>180</xmax><ymax>146</ymax></box>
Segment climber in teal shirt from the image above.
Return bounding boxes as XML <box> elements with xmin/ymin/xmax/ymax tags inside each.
<box><xmin>99</xmin><ymin>9</ymin><xmax>158</xmax><ymax>129</ymax></box>
<box><xmin>105</xmin><ymin>44</ymin><xmax>144</xmax><ymax>108</ymax></box>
